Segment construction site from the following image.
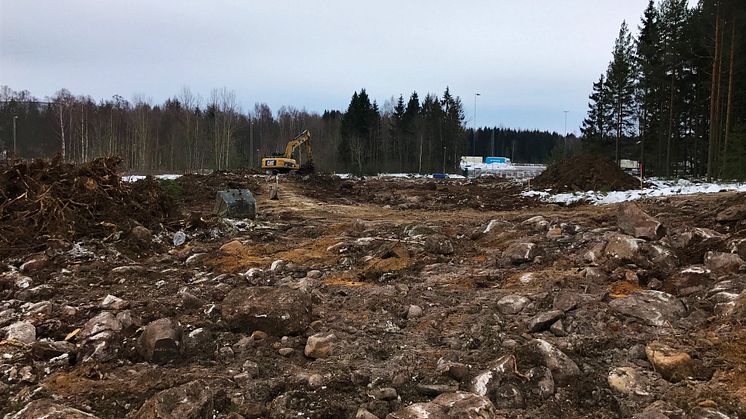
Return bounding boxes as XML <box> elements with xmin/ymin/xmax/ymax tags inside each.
<box><xmin>0</xmin><ymin>151</ymin><xmax>745</xmax><ymax>419</ymax></box>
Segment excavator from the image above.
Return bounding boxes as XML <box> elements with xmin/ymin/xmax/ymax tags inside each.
<box><xmin>261</xmin><ymin>130</ymin><xmax>314</xmax><ymax>174</ymax></box>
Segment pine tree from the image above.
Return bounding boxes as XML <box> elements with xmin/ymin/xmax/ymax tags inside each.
<box><xmin>635</xmin><ymin>0</ymin><xmax>664</xmax><ymax>172</ymax></box>
<box><xmin>605</xmin><ymin>21</ymin><xmax>637</xmax><ymax>164</ymax></box>
<box><xmin>581</xmin><ymin>74</ymin><xmax>610</xmax><ymax>141</ymax></box>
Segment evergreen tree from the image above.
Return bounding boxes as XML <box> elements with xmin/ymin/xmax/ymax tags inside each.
<box><xmin>581</xmin><ymin>74</ymin><xmax>610</xmax><ymax>141</ymax></box>
<box><xmin>604</xmin><ymin>21</ymin><xmax>637</xmax><ymax>163</ymax></box>
<box><xmin>635</xmin><ymin>0</ymin><xmax>664</xmax><ymax>172</ymax></box>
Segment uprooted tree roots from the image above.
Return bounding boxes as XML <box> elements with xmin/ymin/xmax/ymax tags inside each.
<box><xmin>0</xmin><ymin>155</ymin><xmax>177</xmax><ymax>256</ymax></box>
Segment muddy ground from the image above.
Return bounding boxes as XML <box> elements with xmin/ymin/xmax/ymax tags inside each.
<box><xmin>1</xmin><ymin>170</ymin><xmax>746</xmax><ymax>418</ymax></box>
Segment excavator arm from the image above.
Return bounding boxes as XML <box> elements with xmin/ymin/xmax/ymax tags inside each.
<box><xmin>283</xmin><ymin>130</ymin><xmax>312</xmax><ymax>163</ymax></box>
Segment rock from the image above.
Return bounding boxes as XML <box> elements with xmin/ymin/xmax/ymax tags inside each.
<box><xmin>607</xmin><ymin>366</ymin><xmax>650</xmax><ymax>396</ymax></box>
<box><xmin>496</xmin><ymin>295</ymin><xmax>530</xmax><ymax>314</ymax></box>
<box><xmin>504</xmin><ymin>242</ymin><xmax>541</xmax><ymax>264</ymax></box>
<box><xmin>78</xmin><ymin>311</ymin><xmax>123</xmax><ymax>362</ymax></box>
<box><xmin>526</xmin><ymin>310</ymin><xmax>564</xmax><ymax>332</ymax></box>
<box><xmin>704</xmin><ymin>251</ymin><xmax>745</xmax><ymax>274</ymax></box>
<box><xmin>20</xmin><ymin>257</ymin><xmax>49</xmax><ymax>273</ymax></box>
<box><xmin>663</xmin><ymin>266</ymin><xmax>712</xmax><ymax>296</ymax></box>
<box><xmin>6</xmin><ymin>400</ymin><xmax>100</xmax><ymax>418</ymax></box>
<box><xmin>436</xmin><ymin>358</ymin><xmax>471</xmax><ymax>382</ymax></box>
<box><xmin>100</xmin><ymin>294</ymin><xmax>129</xmax><ymax>310</ymax></box>
<box><xmin>219</xmin><ymin>240</ymin><xmax>247</xmax><ymax>255</ymax></box>
<box><xmin>688</xmin><ymin>407</ymin><xmax>733</xmax><ymax>418</ymax></box>
<box><xmin>716</xmin><ymin>204</ymin><xmax>746</xmax><ymax>222</ymax></box>
<box><xmin>387</xmin><ymin>392</ymin><xmax>497</xmax><ymax>419</ymax></box>
<box><xmin>185</xmin><ymin>253</ymin><xmax>207</xmax><ymax>267</ymax></box>
<box><xmin>645</xmin><ymin>341</ymin><xmax>694</xmax><ymax>382</ymax></box>
<box><xmin>424</xmin><ymin>234</ymin><xmax>454</xmax><ymax>255</ymax></box>
<box><xmin>129</xmin><ymin>225</ymin><xmax>152</xmax><ymax>243</ymax></box>
<box><xmin>221</xmin><ymin>286</ymin><xmax>311</xmax><ymax>336</ymax></box>
<box><xmin>306</xmin><ymin>373</ymin><xmax>323</xmax><ymax>388</ymax></box>
<box><xmin>526</xmin><ymin>366</ymin><xmax>555</xmax><ymax>398</ymax></box>
<box><xmin>640</xmin><ymin>243</ymin><xmax>678</xmax><ymax>271</ymax></box>
<box><xmin>407</xmin><ymin>305</ymin><xmax>423</xmax><ymax>319</ymax></box>
<box><xmin>605</xmin><ymin>234</ymin><xmax>643</xmax><ymax>261</ymax></box>
<box><xmin>369</xmin><ymin>387</ymin><xmax>398</xmax><ymax>401</ymax></box>
<box><xmin>172</xmin><ymin>230</ymin><xmax>187</xmax><ymax>246</ymax></box>
<box><xmin>134</xmin><ymin>380</ymin><xmax>213</xmax><ymax>419</ymax></box>
<box><xmin>552</xmin><ymin>292</ymin><xmax>593</xmax><ymax>312</ymax></box>
<box><xmin>278</xmin><ymin>348</ymin><xmax>294</xmax><ymax>356</ymax></box>
<box><xmin>137</xmin><ymin>318</ymin><xmax>183</xmax><ymax>362</ymax></box>
<box><xmin>111</xmin><ymin>265</ymin><xmax>147</xmax><ymax>275</ymax></box>
<box><xmin>521</xmin><ymin>215</ymin><xmax>546</xmax><ymax>226</ymax></box>
<box><xmin>617</xmin><ymin>202</ymin><xmax>664</xmax><ymax>240</ymax></box>
<box><xmin>492</xmin><ymin>384</ymin><xmax>525</xmax><ymax>408</ymax></box>
<box><xmin>6</xmin><ymin>320</ymin><xmax>36</xmax><ymax>344</ymax></box>
<box><xmin>633</xmin><ymin>401</ymin><xmax>685</xmax><ymax>419</ymax></box>
<box><xmin>609</xmin><ymin>290</ymin><xmax>686</xmax><ymax>327</ymax></box>
<box><xmin>671</xmin><ymin>227</ymin><xmax>724</xmax><ymax>249</ymax></box>
<box><xmin>405</xmin><ymin>224</ymin><xmax>436</xmax><ymax>237</ymax></box>
<box><xmin>304</xmin><ymin>333</ymin><xmax>334</xmax><ymax>358</ymax></box>
<box><xmin>250</xmin><ymin>330</ymin><xmax>268</xmax><ymax>340</ymax></box>
<box><xmin>356</xmin><ymin>408</ymin><xmax>380</xmax><ymax>419</ymax></box>
<box><xmin>416</xmin><ymin>384</ymin><xmax>459</xmax><ymax>396</ymax></box>
<box><xmin>270</xmin><ymin>259</ymin><xmax>285</xmax><ymax>271</ymax></box>
<box><xmin>517</xmin><ymin>339</ymin><xmax>580</xmax><ymax>385</ymax></box>
<box><xmin>549</xmin><ymin>320</ymin><xmax>566</xmax><ymax>337</ymax></box>
<box><xmin>469</xmin><ymin>355</ymin><xmax>516</xmax><ymax>396</ymax></box>
<box><xmin>179</xmin><ymin>290</ymin><xmax>204</xmax><ymax>309</ymax></box>
<box><xmin>307</xmin><ymin>270</ymin><xmax>323</xmax><ymax>279</ymax></box>
<box><xmin>31</xmin><ymin>340</ymin><xmax>75</xmax><ymax>359</ymax></box>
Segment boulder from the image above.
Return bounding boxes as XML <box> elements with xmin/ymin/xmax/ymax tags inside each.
<box><xmin>607</xmin><ymin>366</ymin><xmax>650</xmax><ymax>396</ymax></box>
<box><xmin>424</xmin><ymin>234</ymin><xmax>454</xmax><ymax>255</ymax></box>
<box><xmin>134</xmin><ymin>380</ymin><xmax>213</xmax><ymax>419</ymax></box>
<box><xmin>716</xmin><ymin>204</ymin><xmax>746</xmax><ymax>222</ymax></box>
<box><xmin>407</xmin><ymin>305</ymin><xmax>423</xmax><ymax>319</ymax></box>
<box><xmin>6</xmin><ymin>400</ymin><xmax>99</xmax><ymax>419</ymax></box>
<box><xmin>387</xmin><ymin>391</ymin><xmax>497</xmax><ymax>419</ymax></box>
<box><xmin>6</xmin><ymin>320</ymin><xmax>36</xmax><ymax>344</ymax></box>
<box><xmin>496</xmin><ymin>295</ymin><xmax>530</xmax><ymax>315</ymax></box>
<box><xmin>704</xmin><ymin>251</ymin><xmax>745</xmax><ymax>275</ymax></box>
<box><xmin>469</xmin><ymin>355</ymin><xmax>517</xmax><ymax>396</ymax></box>
<box><xmin>671</xmin><ymin>227</ymin><xmax>724</xmax><ymax>249</ymax></box>
<box><xmin>31</xmin><ymin>340</ymin><xmax>75</xmax><ymax>360</ymax></box>
<box><xmin>662</xmin><ymin>266</ymin><xmax>712</xmax><ymax>296</ymax></box>
<box><xmin>604</xmin><ymin>234</ymin><xmax>643</xmax><ymax>261</ymax></box>
<box><xmin>100</xmin><ymin>294</ymin><xmax>129</xmax><ymax>310</ymax></box>
<box><xmin>304</xmin><ymin>333</ymin><xmax>334</xmax><ymax>359</ymax></box>
<box><xmin>504</xmin><ymin>242</ymin><xmax>541</xmax><ymax>264</ymax></box>
<box><xmin>221</xmin><ymin>286</ymin><xmax>311</xmax><ymax>336</ymax></box>
<box><xmin>526</xmin><ymin>310</ymin><xmax>564</xmax><ymax>333</ymax></box>
<box><xmin>617</xmin><ymin>202</ymin><xmax>664</xmax><ymax>240</ymax></box>
<box><xmin>137</xmin><ymin>318</ymin><xmax>183</xmax><ymax>363</ymax></box>
<box><xmin>645</xmin><ymin>341</ymin><xmax>694</xmax><ymax>382</ymax></box>
<box><xmin>78</xmin><ymin>312</ymin><xmax>123</xmax><ymax>362</ymax></box>
<box><xmin>609</xmin><ymin>290</ymin><xmax>686</xmax><ymax>327</ymax></box>
<box><xmin>129</xmin><ymin>225</ymin><xmax>152</xmax><ymax>243</ymax></box>
<box><xmin>516</xmin><ymin>339</ymin><xmax>580</xmax><ymax>385</ymax></box>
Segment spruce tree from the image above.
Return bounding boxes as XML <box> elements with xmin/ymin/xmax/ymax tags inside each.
<box><xmin>604</xmin><ymin>21</ymin><xmax>637</xmax><ymax>164</ymax></box>
<box><xmin>581</xmin><ymin>74</ymin><xmax>610</xmax><ymax>141</ymax></box>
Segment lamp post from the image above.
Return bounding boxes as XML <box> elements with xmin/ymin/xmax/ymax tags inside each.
<box><xmin>13</xmin><ymin>115</ymin><xmax>18</xmax><ymax>156</ymax></box>
<box><xmin>473</xmin><ymin>93</ymin><xmax>480</xmax><ymax>155</ymax></box>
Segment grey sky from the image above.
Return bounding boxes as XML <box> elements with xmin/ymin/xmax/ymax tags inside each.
<box><xmin>2</xmin><ymin>1</ymin><xmax>663</xmax><ymax>133</ymax></box>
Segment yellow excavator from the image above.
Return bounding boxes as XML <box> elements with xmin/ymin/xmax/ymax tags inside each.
<box><xmin>261</xmin><ymin>130</ymin><xmax>314</xmax><ymax>174</ymax></box>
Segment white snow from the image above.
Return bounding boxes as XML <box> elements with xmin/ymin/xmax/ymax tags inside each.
<box><xmin>523</xmin><ymin>178</ymin><xmax>746</xmax><ymax>205</ymax></box>
<box><xmin>122</xmin><ymin>174</ymin><xmax>181</xmax><ymax>182</ymax></box>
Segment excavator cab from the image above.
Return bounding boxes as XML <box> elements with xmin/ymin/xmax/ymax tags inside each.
<box><xmin>261</xmin><ymin>130</ymin><xmax>314</xmax><ymax>174</ymax></box>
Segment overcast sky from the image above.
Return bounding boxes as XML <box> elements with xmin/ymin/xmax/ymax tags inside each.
<box><xmin>2</xmin><ymin>1</ymin><xmax>666</xmax><ymax>133</ymax></box>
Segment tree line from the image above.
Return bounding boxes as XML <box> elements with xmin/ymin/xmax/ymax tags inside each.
<box><xmin>0</xmin><ymin>85</ymin><xmax>566</xmax><ymax>174</ymax></box>
<box><xmin>581</xmin><ymin>0</ymin><xmax>746</xmax><ymax>179</ymax></box>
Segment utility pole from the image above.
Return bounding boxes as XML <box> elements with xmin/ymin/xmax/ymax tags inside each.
<box><xmin>442</xmin><ymin>147</ymin><xmax>446</xmax><ymax>173</ymax></box>
<box><xmin>563</xmin><ymin>110</ymin><xmax>568</xmax><ymax>156</ymax></box>
<box><xmin>473</xmin><ymin>93</ymin><xmax>480</xmax><ymax>155</ymax></box>
<box><xmin>249</xmin><ymin>118</ymin><xmax>254</xmax><ymax>167</ymax></box>
<box><xmin>13</xmin><ymin>116</ymin><xmax>18</xmax><ymax>156</ymax></box>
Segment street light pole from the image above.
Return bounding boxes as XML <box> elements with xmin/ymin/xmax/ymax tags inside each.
<box><xmin>13</xmin><ymin>116</ymin><xmax>18</xmax><ymax>156</ymax></box>
<box><xmin>473</xmin><ymin>93</ymin><xmax>480</xmax><ymax>155</ymax></box>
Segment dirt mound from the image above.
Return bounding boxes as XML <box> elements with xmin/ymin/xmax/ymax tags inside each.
<box><xmin>0</xmin><ymin>155</ymin><xmax>177</xmax><ymax>257</ymax></box>
<box><xmin>532</xmin><ymin>155</ymin><xmax>640</xmax><ymax>192</ymax></box>
<box><xmin>175</xmin><ymin>171</ymin><xmax>262</xmax><ymax>211</ymax></box>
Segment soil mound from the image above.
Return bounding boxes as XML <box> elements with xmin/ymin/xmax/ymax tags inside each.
<box><xmin>0</xmin><ymin>155</ymin><xmax>177</xmax><ymax>256</ymax></box>
<box><xmin>532</xmin><ymin>155</ymin><xmax>639</xmax><ymax>192</ymax></box>
<box><xmin>176</xmin><ymin>170</ymin><xmax>262</xmax><ymax>210</ymax></box>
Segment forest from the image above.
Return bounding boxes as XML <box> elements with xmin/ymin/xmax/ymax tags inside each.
<box><xmin>0</xmin><ymin>85</ymin><xmax>564</xmax><ymax>174</ymax></box>
<box><xmin>581</xmin><ymin>0</ymin><xmax>746</xmax><ymax>179</ymax></box>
